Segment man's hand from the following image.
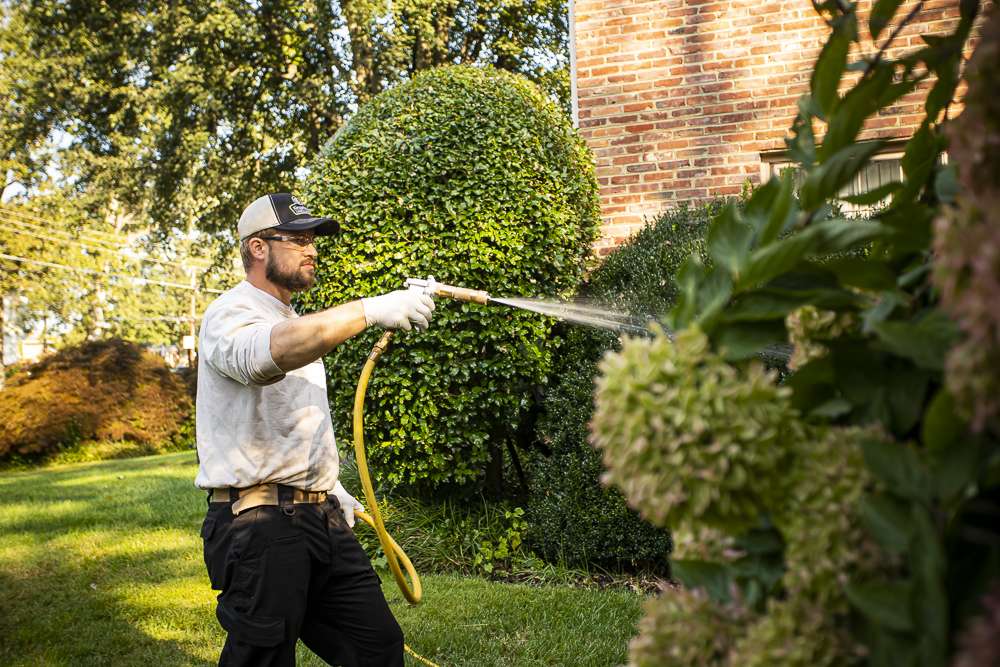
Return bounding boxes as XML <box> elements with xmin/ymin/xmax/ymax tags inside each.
<box><xmin>331</xmin><ymin>480</ymin><xmax>365</xmax><ymax>528</ymax></box>
<box><xmin>361</xmin><ymin>290</ymin><xmax>435</xmax><ymax>331</ymax></box>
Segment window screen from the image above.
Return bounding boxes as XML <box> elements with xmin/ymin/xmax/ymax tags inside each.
<box><xmin>760</xmin><ymin>150</ymin><xmax>916</xmax><ymax>216</ymax></box>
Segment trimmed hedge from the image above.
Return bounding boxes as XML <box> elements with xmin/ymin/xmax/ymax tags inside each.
<box><xmin>0</xmin><ymin>338</ymin><xmax>192</xmax><ymax>461</ymax></box>
<box><xmin>300</xmin><ymin>65</ymin><xmax>600</xmax><ymax>490</ymax></box>
<box><xmin>527</xmin><ymin>202</ymin><xmax>718</xmax><ymax>569</ymax></box>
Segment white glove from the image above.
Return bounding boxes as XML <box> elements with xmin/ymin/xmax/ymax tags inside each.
<box><xmin>361</xmin><ymin>290</ymin><xmax>435</xmax><ymax>331</ymax></box>
<box><xmin>331</xmin><ymin>480</ymin><xmax>365</xmax><ymax>528</ymax></box>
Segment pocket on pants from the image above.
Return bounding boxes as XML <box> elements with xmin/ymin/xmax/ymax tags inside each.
<box><xmin>201</xmin><ymin>515</ymin><xmax>226</xmax><ymax>590</ymax></box>
<box><xmin>216</xmin><ymin>599</ymin><xmax>284</xmax><ymax>647</ymax></box>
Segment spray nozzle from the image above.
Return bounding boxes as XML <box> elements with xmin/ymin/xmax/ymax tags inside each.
<box><xmin>405</xmin><ymin>276</ymin><xmax>491</xmax><ymax>305</ymax></box>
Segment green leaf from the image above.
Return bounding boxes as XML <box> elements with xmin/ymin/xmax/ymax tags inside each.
<box><xmin>861</xmin><ymin>437</ymin><xmax>930</xmax><ymax>502</ymax></box>
<box><xmin>714</xmin><ymin>320</ymin><xmax>788</xmax><ymax>361</ymax></box>
<box><xmin>922</xmin><ymin>389</ymin><xmax>966</xmax><ymax>453</ymax></box>
<box><xmin>846</xmin><ymin>580</ymin><xmax>914</xmax><ymax>632</ymax></box>
<box><xmin>859</xmin><ymin>493</ymin><xmax>914</xmax><ymax>554</ymax></box>
<box><xmin>842</xmin><ymin>180</ymin><xmax>901</xmax><ymax>206</ymax></box>
<box><xmin>669</xmin><ymin>254</ymin><xmax>708</xmax><ymax>329</ymax></box>
<box><xmin>758</xmin><ymin>170</ymin><xmax>796</xmax><ymax>246</ymax></box>
<box><xmin>810</xmin><ymin>397</ymin><xmax>853</xmax><ymax>418</ymax></box>
<box><xmin>910</xmin><ymin>507</ymin><xmax>948</xmax><ymax>664</ymax></box>
<box><xmin>933</xmin><ymin>164</ymin><xmax>959</xmax><ymax>205</ymax></box>
<box><xmin>862</xmin><ymin>290</ymin><xmax>906</xmax><ymax>332</ymax></box>
<box><xmin>787</xmin><ymin>355</ymin><xmax>836</xmax><ymax>411</ymax></box>
<box><xmin>935</xmin><ymin>435</ymin><xmax>980</xmax><ymax>502</ymax></box>
<box><xmin>893</xmin><ymin>122</ymin><xmax>943</xmax><ymax>207</ymax></box>
<box><xmin>734</xmin><ymin>527</ymin><xmax>785</xmax><ymax>555</ymax></box>
<box><xmin>886</xmin><ymin>365</ymin><xmax>930</xmax><ymax>436</ymax></box>
<box><xmin>870</xmin><ymin>0</ymin><xmax>904</xmax><ymax>40</ymax></box>
<box><xmin>811</xmin><ymin>13</ymin><xmax>856</xmax><ymax>117</ymax></box>
<box><xmin>786</xmin><ymin>96</ymin><xmax>818</xmax><ymax>166</ymax></box>
<box><xmin>800</xmin><ymin>141</ymin><xmax>885</xmax><ymax>210</ymax></box>
<box><xmin>693</xmin><ymin>268</ymin><xmax>734</xmax><ymax>331</ymax></box>
<box><xmin>817</xmin><ymin>257</ymin><xmax>897</xmax><ymax>290</ymax></box>
<box><xmin>671</xmin><ymin>559</ymin><xmax>733</xmax><ymax>604</ymax></box>
<box><xmin>830</xmin><ymin>341</ymin><xmax>888</xmax><ymax>410</ymax></box>
<box><xmin>821</xmin><ymin>62</ymin><xmax>902</xmax><ymax>158</ymax></box>
<box><xmin>739</xmin><ymin>220</ymin><xmax>892</xmax><ymax>289</ymax></box>
<box><xmin>922</xmin><ymin>391</ymin><xmax>980</xmax><ymax>501</ymax></box>
<box><xmin>707</xmin><ymin>203</ymin><xmax>753</xmax><ymax>279</ymax></box>
<box><xmin>872</xmin><ymin>309</ymin><xmax>959</xmax><ymax>370</ymax></box>
<box><xmin>926</xmin><ymin>52</ymin><xmax>959</xmax><ymax>120</ymax></box>
<box><xmin>722</xmin><ymin>288</ymin><xmax>860</xmax><ymax>322</ymax></box>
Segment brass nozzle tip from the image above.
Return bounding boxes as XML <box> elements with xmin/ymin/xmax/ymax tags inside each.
<box><xmin>433</xmin><ymin>285</ymin><xmax>490</xmax><ymax>304</ymax></box>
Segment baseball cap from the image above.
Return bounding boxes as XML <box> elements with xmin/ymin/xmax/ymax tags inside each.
<box><xmin>238</xmin><ymin>193</ymin><xmax>340</xmax><ymax>240</ymax></box>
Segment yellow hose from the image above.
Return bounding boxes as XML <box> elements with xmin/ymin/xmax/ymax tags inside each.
<box><xmin>352</xmin><ymin>330</ymin><xmax>422</xmax><ymax>604</ymax></box>
<box><xmin>352</xmin><ymin>330</ymin><xmax>440</xmax><ymax>666</ymax></box>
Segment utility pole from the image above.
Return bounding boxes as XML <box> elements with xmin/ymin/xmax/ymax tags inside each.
<box><xmin>0</xmin><ymin>294</ymin><xmax>5</xmax><ymax>390</ymax></box>
<box><xmin>186</xmin><ymin>268</ymin><xmax>197</xmax><ymax>367</ymax></box>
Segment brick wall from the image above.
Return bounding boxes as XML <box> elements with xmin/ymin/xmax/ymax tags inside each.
<box><xmin>573</xmin><ymin>0</ymin><xmax>973</xmax><ymax>254</ymax></box>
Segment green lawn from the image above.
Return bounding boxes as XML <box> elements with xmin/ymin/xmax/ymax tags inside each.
<box><xmin>0</xmin><ymin>451</ymin><xmax>643</xmax><ymax>666</ymax></box>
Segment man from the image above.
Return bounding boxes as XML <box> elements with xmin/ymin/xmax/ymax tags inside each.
<box><xmin>195</xmin><ymin>192</ymin><xmax>435</xmax><ymax>666</ymax></box>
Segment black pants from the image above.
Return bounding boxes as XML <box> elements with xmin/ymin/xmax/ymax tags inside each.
<box><xmin>200</xmin><ymin>492</ymin><xmax>404</xmax><ymax>667</ymax></box>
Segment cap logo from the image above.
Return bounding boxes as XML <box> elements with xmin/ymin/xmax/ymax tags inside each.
<box><xmin>289</xmin><ymin>196</ymin><xmax>310</xmax><ymax>216</ymax></box>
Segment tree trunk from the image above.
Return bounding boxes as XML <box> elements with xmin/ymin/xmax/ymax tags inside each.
<box><xmin>485</xmin><ymin>441</ymin><xmax>503</xmax><ymax>497</ymax></box>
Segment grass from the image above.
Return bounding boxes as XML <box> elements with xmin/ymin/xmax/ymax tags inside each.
<box><xmin>0</xmin><ymin>451</ymin><xmax>644</xmax><ymax>666</ymax></box>
<box><xmin>0</xmin><ymin>435</ymin><xmax>193</xmax><ymax>472</ymax></box>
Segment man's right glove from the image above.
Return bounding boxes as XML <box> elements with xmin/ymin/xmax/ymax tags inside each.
<box><xmin>361</xmin><ymin>290</ymin><xmax>435</xmax><ymax>331</ymax></box>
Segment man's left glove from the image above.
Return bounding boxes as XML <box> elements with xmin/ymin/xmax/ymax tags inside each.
<box><xmin>331</xmin><ymin>480</ymin><xmax>365</xmax><ymax>528</ymax></box>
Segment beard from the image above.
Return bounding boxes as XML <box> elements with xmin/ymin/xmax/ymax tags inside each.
<box><xmin>265</xmin><ymin>253</ymin><xmax>315</xmax><ymax>292</ymax></box>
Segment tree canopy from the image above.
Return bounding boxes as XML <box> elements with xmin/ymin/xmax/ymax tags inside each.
<box><xmin>0</xmin><ymin>0</ymin><xmax>569</xmax><ymax>238</ymax></box>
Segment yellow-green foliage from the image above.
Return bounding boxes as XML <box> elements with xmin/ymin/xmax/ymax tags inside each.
<box><xmin>785</xmin><ymin>305</ymin><xmax>859</xmax><ymax>371</ymax></box>
<box><xmin>590</xmin><ymin>326</ymin><xmax>803</xmax><ymax>533</ymax></box>
<box><xmin>617</xmin><ymin>425</ymin><xmax>878</xmax><ymax>666</ymax></box>
<box><xmin>629</xmin><ymin>587</ymin><xmax>749</xmax><ymax>667</ymax></box>
<box><xmin>0</xmin><ymin>338</ymin><xmax>192</xmax><ymax>459</ymax></box>
<box><xmin>728</xmin><ymin>593</ymin><xmax>863</xmax><ymax>667</ymax></box>
<box><xmin>776</xmin><ymin>426</ymin><xmax>879</xmax><ymax>601</ymax></box>
<box><xmin>592</xmin><ymin>327</ymin><xmax>885</xmax><ymax>666</ymax></box>
<box><xmin>727</xmin><ymin>427</ymin><xmax>879</xmax><ymax>667</ymax></box>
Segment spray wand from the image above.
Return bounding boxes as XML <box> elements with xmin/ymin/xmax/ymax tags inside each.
<box><xmin>404</xmin><ymin>276</ymin><xmax>491</xmax><ymax>305</ymax></box>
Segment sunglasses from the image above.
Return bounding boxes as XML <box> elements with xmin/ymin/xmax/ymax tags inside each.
<box><xmin>259</xmin><ymin>234</ymin><xmax>315</xmax><ymax>248</ymax></box>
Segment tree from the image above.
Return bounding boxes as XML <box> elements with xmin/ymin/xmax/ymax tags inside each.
<box><xmin>0</xmin><ymin>187</ymin><xmax>237</xmax><ymax>379</ymax></box>
<box><xmin>0</xmin><ymin>0</ymin><xmax>568</xmax><ymax>239</ymax></box>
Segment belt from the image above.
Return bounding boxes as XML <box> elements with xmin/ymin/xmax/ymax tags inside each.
<box><xmin>210</xmin><ymin>484</ymin><xmax>328</xmax><ymax>515</ymax></box>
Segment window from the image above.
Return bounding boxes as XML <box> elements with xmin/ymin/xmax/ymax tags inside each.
<box><xmin>759</xmin><ymin>141</ymin><xmax>944</xmax><ymax>216</ymax></box>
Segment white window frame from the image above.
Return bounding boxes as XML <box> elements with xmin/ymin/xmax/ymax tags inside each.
<box><xmin>758</xmin><ymin>140</ymin><xmax>943</xmax><ymax>215</ymax></box>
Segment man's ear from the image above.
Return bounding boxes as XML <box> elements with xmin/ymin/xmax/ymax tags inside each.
<box><xmin>251</xmin><ymin>237</ymin><xmax>269</xmax><ymax>263</ymax></box>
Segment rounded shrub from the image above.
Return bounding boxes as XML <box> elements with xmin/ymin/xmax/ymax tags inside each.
<box><xmin>300</xmin><ymin>65</ymin><xmax>600</xmax><ymax>490</ymax></box>
<box><xmin>0</xmin><ymin>338</ymin><xmax>192</xmax><ymax>461</ymax></box>
<box><xmin>526</xmin><ymin>203</ymin><xmax>715</xmax><ymax>569</ymax></box>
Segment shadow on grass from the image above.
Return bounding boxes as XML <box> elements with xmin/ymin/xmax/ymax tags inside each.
<box><xmin>0</xmin><ymin>452</ymin><xmax>220</xmax><ymax>665</ymax></box>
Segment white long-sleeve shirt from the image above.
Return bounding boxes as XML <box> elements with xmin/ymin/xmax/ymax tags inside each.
<box><xmin>194</xmin><ymin>280</ymin><xmax>339</xmax><ymax>491</ymax></box>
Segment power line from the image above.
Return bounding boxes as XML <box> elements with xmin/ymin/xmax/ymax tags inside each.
<box><xmin>0</xmin><ymin>204</ymin><xmax>128</xmax><ymax>243</ymax></box>
<box><xmin>0</xmin><ymin>208</ymin><xmax>214</xmax><ymax>268</ymax></box>
<box><xmin>0</xmin><ymin>208</ymin><xmax>128</xmax><ymax>249</ymax></box>
<box><xmin>0</xmin><ymin>213</ymin><xmax>215</xmax><ymax>270</ymax></box>
<box><xmin>0</xmin><ymin>219</ymin><xmax>213</xmax><ymax>273</ymax></box>
<box><xmin>0</xmin><ymin>252</ymin><xmax>225</xmax><ymax>293</ymax></box>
